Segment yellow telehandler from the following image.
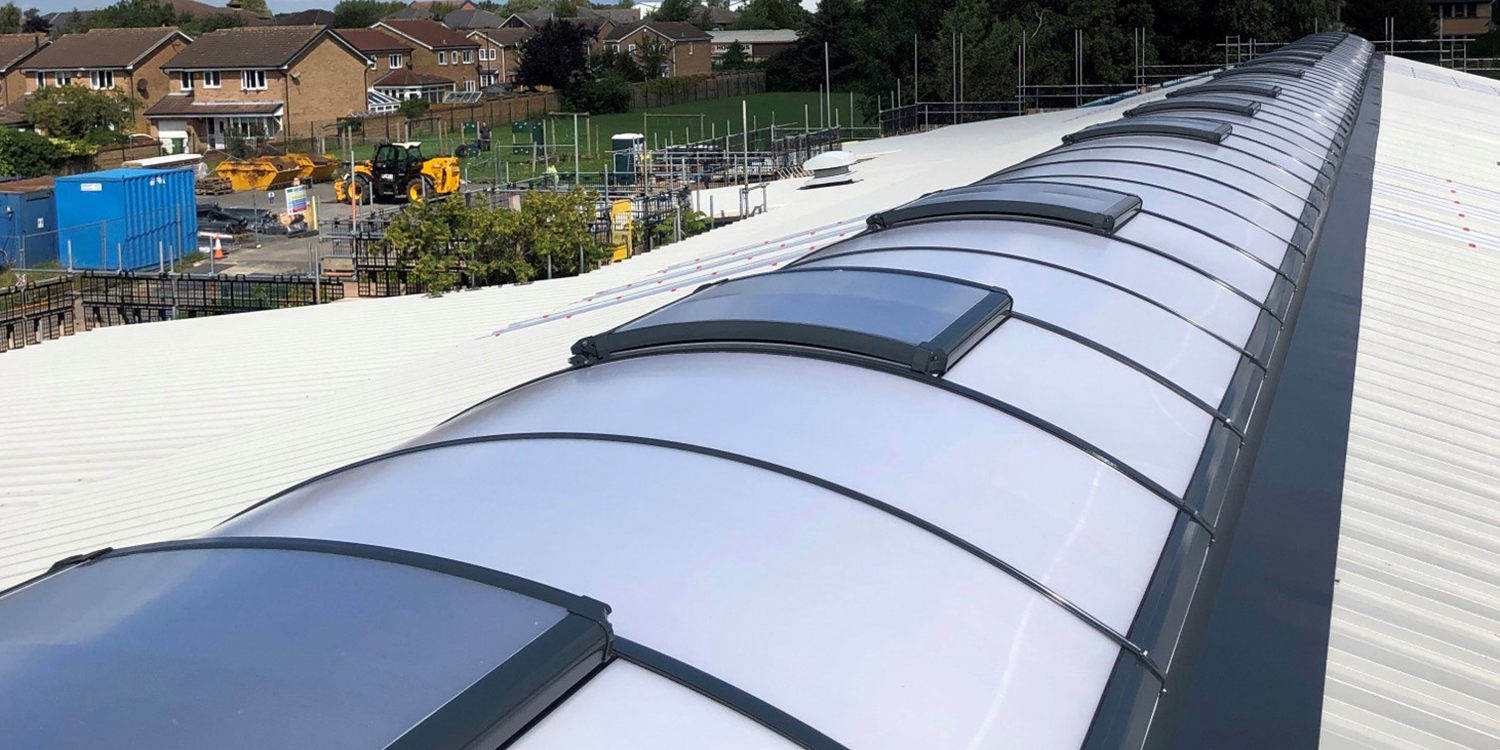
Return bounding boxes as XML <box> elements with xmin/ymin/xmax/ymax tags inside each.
<box><xmin>334</xmin><ymin>141</ymin><xmax>460</xmax><ymax>204</ymax></box>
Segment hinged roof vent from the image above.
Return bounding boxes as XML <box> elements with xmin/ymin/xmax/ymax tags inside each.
<box><xmin>1062</xmin><ymin>116</ymin><xmax>1232</xmax><ymax>145</ymax></box>
<box><xmin>1237</xmin><ymin>54</ymin><xmax>1317</xmax><ymax>68</ymax></box>
<box><xmin>570</xmin><ymin>267</ymin><xmax>1014</xmax><ymax>375</ymax></box>
<box><xmin>1166</xmin><ymin>81</ymin><xmax>1281</xmax><ymax>99</ymax></box>
<box><xmin>867</xmin><ymin>182</ymin><xmax>1142</xmax><ymax>234</ymax></box>
<box><xmin>802</xmin><ymin>150</ymin><xmax>857</xmax><ymax>189</ymax></box>
<box><xmin>1214</xmin><ymin>64</ymin><xmax>1307</xmax><ymax>80</ymax></box>
<box><xmin>1126</xmin><ymin>95</ymin><xmax>1262</xmax><ymax>118</ymax></box>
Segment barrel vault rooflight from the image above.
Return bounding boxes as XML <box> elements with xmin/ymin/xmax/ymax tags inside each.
<box><xmin>0</xmin><ymin>31</ymin><xmax>1380</xmax><ymax>750</ymax></box>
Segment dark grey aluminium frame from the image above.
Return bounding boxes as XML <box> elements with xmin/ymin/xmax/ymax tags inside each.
<box><xmin>30</xmin><ymin>536</ymin><xmax>613</xmax><ymax>750</ymax></box>
<box><xmin>569</xmin><ymin>266</ymin><xmax>1014</xmax><ymax>376</ymax></box>
<box><xmin>1080</xmin><ymin>46</ymin><xmax>1380</xmax><ymax>750</ymax></box>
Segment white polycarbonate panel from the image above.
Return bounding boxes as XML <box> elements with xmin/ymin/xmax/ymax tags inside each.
<box><xmin>1056</xmin><ymin>138</ymin><xmax>1316</xmax><ymax>195</ymax></box>
<box><xmin>1007</xmin><ymin>175</ymin><xmax>1297</xmax><ymax>258</ymax></box>
<box><xmin>419</xmin><ymin>352</ymin><xmax>1177</xmax><ymax>629</ymax></box>
<box><xmin>995</xmin><ymin>161</ymin><xmax>1306</xmax><ymax>231</ymax></box>
<box><xmin>1112</xmin><ymin>212</ymin><xmax>1278</xmax><ymax>299</ymax></box>
<box><xmin>1151</xmin><ymin>112</ymin><xmax>1333</xmax><ymax>155</ymax></box>
<box><xmin>1027</xmin><ymin>147</ymin><xmax>1307</xmax><ymax>216</ymax></box>
<box><xmin>509</xmin><ymin>662</ymin><xmax>799</xmax><ymax>750</ymax></box>
<box><xmin>1225</xmin><ymin>135</ymin><xmax>1328</xmax><ymax>183</ymax></box>
<box><xmin>947</xmin><ymin>321</ymin><xmax>1215</xmax><ymax>494</ymax></box>
<box><xmin>821</xmin><ymin>219</ymin><xmax>1262</xmax><ymax>345</ymax></box>
<box><xmin>799</xmin><ymin>249</ymin><xmax>1242</xmax><ymax>404</ymax></box>
<box><xmin>996</xmin><ymin>170</ymin><xmax>1301</xmax><ymax>248</ymax></box>
<box><xmin>216</xmin><ymin>439</ymin><xmax>1125</xmax><ymax>750</ymax></box>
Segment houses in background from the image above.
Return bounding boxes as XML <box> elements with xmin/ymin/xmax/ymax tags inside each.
<box><xmin>599</xmin><ymin>21</ymin><xmax>713</xmax><ymax>78</ymax></box>
<box><xmin>0</xmin><ymin>1</ymin><xmax>766</xmax><ymax>152</ymax></box>
<box><xmin>709</xmin><ymin>29</ymin><xmax>800</xmax><ymax>63</ymax></box>
<box><xmin>148</xmin><ymin>25</ymin><xmax>372</xmax><ymax>152</ymax></box>
<box><xmin>20</xmin><ymin>27</ymin><xmax>191</xmax><ymax>131</ymax></box>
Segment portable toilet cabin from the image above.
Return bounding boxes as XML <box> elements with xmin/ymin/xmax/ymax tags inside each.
<box><xmin>0</xmin><ymin>177</ymin><xmax>58</xmax><ymax>269</ymax></box>
<box><xmin>54</xmin><ymin>168</ymin><xmax>198</xmax><ymax>271</ymax></box>
<box><xmin>610</xmin><ymin>133</ymin><xmax>644</xmax><ymax>184</ymax></box>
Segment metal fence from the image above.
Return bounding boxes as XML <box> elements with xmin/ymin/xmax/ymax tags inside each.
<box><xmin>879</xmin><ymin>102</ymin><xmax>1025</xmax><ymax>137</ymax></box>
<box><xmin>0</xmin><ymin>271</ymin><xmax>343</xmax><ymax>353</ymax></box>
<box><xmin>0</xmin><ymin>277</ymin><xmax>75</xmax><ymax>353</ymax></box>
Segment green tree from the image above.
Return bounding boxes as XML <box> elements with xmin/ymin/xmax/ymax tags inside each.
<box><xmin>25</xmin><ymin>85</ymin><xmax>136</xmax><ymax>143</ymax></box>
<box><xmin>717</xmin><ymin>39</ymin><xmax>750</xmax><ymax>69</ymax></box>
<box><xmin>331</xmin><ymin>0</ymin><xmax>406</xmax><ymax>28</ymax></box>
<box><xmin>182</xmin><ymin>12</ymin><xmax>244</xmax><ymax>34</ymax></box>
<box><xmin>563</xmin><ymin>73</ymin><xmax>632</xmax><ymax>112</ymax></box>
<box><xmin>733</xmin><ymin>0</ymin><xmax>809</xmax><ymax>30</ymax></box>
<box><xmin>0</xmin><ymin>128</ymin><xmax>64</xmax><ymax>177</ymax></box>
<box><xmin>233</xmin><ymin>0</ymin><xmax>268</xmax><ymax>15</ymax></box>
<box><xmin>515</xmin><ymin>18</ymin><xmax>594</xmax><ymax>90</ymax></box>
<box><xmin>636</xmin><ymin>32</ymin><xmax>669</xmax><ymax>77</ymax></box>
<box><xmin>517</xmin><ymin>187</ymin><xmax>607</xmax><ymax>277</ymax></box>
<box><xmin>398</xmin><ymin>97</ymin><xmax>430</xmax><ymax>120</ymax></box>
<box><xmin>1343</xmin><ymin>0</ymin><xmax>1437</xmax><ymax>42</ymax></box>
<box><xmin>87</xmin><ymin>0</ymin><xmax>177</xmax><ymax>28</ymax></box>
<box><xmin>0</xmin><ymin>3</ymin><xmax>20</xmax><ymax>33</ymax></box>
<box><xmin>20</xmin><ymin>7</ymin><xmax>47</xmax><ymax>32</ymax></box>
<box><xmin>426</xmin><ymin>1</ymin><xmax>457</xmax><ymax>19</ymax></box>
<box><xmin>652</xmin><ymin>0</ymin><xmax>700</xmax><ymax>22</ymax></box>
<box><xmin>591</xmin><ymin>47</ymin><xmax>645</xmax><ymax>81</ymax></box>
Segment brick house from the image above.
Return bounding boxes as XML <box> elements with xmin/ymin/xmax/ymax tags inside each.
<box><xmin>373</xmin><ymin>19</ymin><xmax>480</xmax><ymax>95</ymax></box>
<box><xmin>1429</xmin><ymin>0</ymin><xmax>1492</xmax><ymax>36</ymax></box>
<box><xmin>467</xmin><ymin>28</ymin><xmax>532</xmax><ymax>89</ymax></box>
<box><xmin>149</xmin><ymin>26</ymin><xmax>372</xmax><ymax>152</ymax></box>
<box><xmin>598</xmin><ymin>21</ymin><xmax>712</xmax><ymax>78</ymax></box>
<box><xmin>709</xmin><ymin>30</ymin><xmax>798</xmax><ymax>64</ymax></box>
<box><xmin>19</xmin><ymin>27</ymin><xmax>191</xmax><ymax>133</ymax></box>
<box><xmin>340</xmin><ymin>27</ymin><xmax>450</xmax><ymax>102</ymax></box>
<box><xmin>0</xmin><ymin>34</ymin><xmax>48</xmax><ymax>114</ymax></box>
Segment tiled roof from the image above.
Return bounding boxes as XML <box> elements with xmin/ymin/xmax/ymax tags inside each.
<box><xmin>441</xmin><ymin>8</ymin><xmax>505</xmax><ymax>28</ymax></box>
<box><xmin>373</xmin><ymin>69</ymin><xmax>454</xmax><ymax>87</ymax></box>
<box><xmin>21</xmin><ymin>27</ymin><xmax>185</xmax><ymax>70</ymax></box>
<box><xmin>470</xmin><ymin>27</ymin><xmax>533</xmax><ymax>46</ymax></box>
<box><xmin>0</xmin><ymin>33</ymin><xmax>46</xmax><ymax>71</ymax></box>
<box><xmin>145</xmin><ymin>96</ymin><xmax>284</xmax><ymax>116</ymax></box>
<box><xmin>600</xmin><ymin>21</ymin><xmax>711</xmax><ymax>42</ymax></box>
<box><xmin>337</xmin><ymin>27</ymin><xmax>413</xmax><ymax>53</ymax></box>
<box><xmin>275</xmin><ymin>9</ymin><xmax>335</xmax><ymax>25</ymax></box>
<box><xmin>162</xmin><ymin>25</ymin><xmax>341</xmax><ymax>70</ymax></box>
<box><xmin>377</xmin><ymin>18</ymin><xmax>478</xmax><ymax>49</ymax></box>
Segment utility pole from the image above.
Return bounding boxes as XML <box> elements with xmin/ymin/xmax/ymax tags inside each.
<box><xmin>913</xmin><ymin>33</ymin><xmax>919</xmax><ymax>105</ymax></box>
<box><xmin>1075</xmin><ymin>28</ymin><xmax>1082</xmax><ymax>108</ymax></box>
<box><xmin>959</xmin><ymin>33</ymin><xmax>965</xmax><ymax>103</ymax></box>
<box><xmin>824</xmin><ymin>42</ymin><xmax>831</xmax><ymax>132</ymax></box>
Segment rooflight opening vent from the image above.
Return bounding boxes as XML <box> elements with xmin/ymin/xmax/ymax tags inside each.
<box><xmin>1062</xmin><ymin>117</ymin><xmax>1232</xmax><ymax>145</ymax></box>
<box><xmin>1166</xmin><ymin>81</ymin><xmax>1281</xmax><ymax>99</ymax></box>
<box><xmin>1214</xmin><ymin>65</ymin><xmax>1307</xmax><ymax>80</ymax></box>
<box><xmin>1238</xmin><ymin>53</ymin><xmax>1318</xmax><ymax>68</ymax></box>
<box><xmin>1126</xmin><ymin>96</ymin><xmax>1262</xmax><ymax>118</ymax></box>
<box><xmin>570</xmin><ymin>267</ymin><xmax>1014</xmax><ymax>375</ymax></box>
<box><xmin>866</xmin><ymin>182</ymin><xmax>1143</xmax><ymax>234</ymax></box>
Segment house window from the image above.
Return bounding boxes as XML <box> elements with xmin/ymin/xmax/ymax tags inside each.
<box><xmin>89</xmin><ymin>70</ymin><xmax>114</xmax><ymax>89</ymax></box>
<box><xmin>463</xmin><ymin>49</ymin><xmax>473</xmax><ymax>64</ymax></box>
<box><xmin>179</xmin><ymin>71</ymin><xmax>192</xmax><ymax>91</ymax></box>
<box><xmin>241</xmin><ymin>70</ymin><xmax>266</xmax><ymax>91</ymax></box>
<box><xmin>34</xmin><ymin>72</ymin><xmax>44</xmax><ymax>87</ymax></box>
<box><xmin>463</xmin><ymin>80</ymin><xmax>475</xmax><ymax>92</ymax></box>
<box><xmin>389</xmin><ymin>53</ymin><xmax>403</xmax><ymax>69</ymax></box>
<box><xmin>628</xmin><ymin>43</ymin><xmax>636</xmax><ymax>52</ymax></box>
<box><xmin>54</xmin><ymin>72</ymin><xmax>70</xmax><ymax>86</ymax></box>
<box><xmin>438</xmin><ymin>51</ymin><xmax>447</xmax><ymax>65</ymax></box>
<box><xmin>480</xmin><ymin>72</ymin><xmax>496</xmax><ymax>86</ymax></box>
<box><xmin>689</xmin><ymin>42</ymin><xmax>693</xmax><ymax>55</ymax></box>
<box><xmin>203</xmin><ymin>71</ymin><xmax>221</xmax><ymax>88</ymax></box>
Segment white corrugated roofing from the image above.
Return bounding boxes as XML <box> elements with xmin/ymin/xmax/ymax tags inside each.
<box><xmin>0</xmin><ymin>98</ymin><xmax>1156</xmax><ymax>591</ymax></box>
<box><xmin>1320</xmin><ymin>57</ymin><xmax>1500</xmax><ymax>750</ymax></box>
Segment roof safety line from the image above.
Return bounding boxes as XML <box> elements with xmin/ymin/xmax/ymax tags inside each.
<box><xmin>789</xmin><ymin>244</ymin><xmax>1265</xmax><ymax>367</ymax></box>
<box><xmin>615</xmin><ymin>638</ymin><xmax>855</xmax><ymax>750</ymax></box>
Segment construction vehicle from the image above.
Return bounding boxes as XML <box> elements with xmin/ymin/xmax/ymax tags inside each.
<box><xmin>334</xmin><ymin>142</ymin><xmax>460</xmax><ymax>204</ymax></box>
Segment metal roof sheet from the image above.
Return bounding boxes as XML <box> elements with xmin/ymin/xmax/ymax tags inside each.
<box><xmin>1320</xmin><ymin>56</ymin><xmax>1500</xmax><ymax>750</ymax></box>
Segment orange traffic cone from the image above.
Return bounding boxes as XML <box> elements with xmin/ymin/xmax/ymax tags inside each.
<box><xmin>212</xmin><ymin>236</ymin><xmax>225</xmax><ymax>260</ymax></box>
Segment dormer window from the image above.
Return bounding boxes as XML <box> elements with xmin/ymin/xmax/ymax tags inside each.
<box><xmin>179</xmin><ymin>71</ymin><xmax>192</xmax><ymax>91</ymax></box>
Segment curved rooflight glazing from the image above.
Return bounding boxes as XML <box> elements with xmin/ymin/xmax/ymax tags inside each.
<box><xmin>0</xmin><ymin>32</ymin><xmax>1377</xmax><ymax>750</ymax></box>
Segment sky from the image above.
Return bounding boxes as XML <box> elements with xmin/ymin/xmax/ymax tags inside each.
<box><xmin>28</xmin><ymin>0</ymin><xmax>821</xmax><ymax>19</ymax></box>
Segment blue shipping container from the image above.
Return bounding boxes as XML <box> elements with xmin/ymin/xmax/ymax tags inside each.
<box><xmin>0</xmin><ymin>180</ymin><xmax>58</xmax><ymax>269</ymax></box>
<box><xmin>55</xmin><ymin>168</ymin><xmax>198</xmax><ymax>271</ymax></box>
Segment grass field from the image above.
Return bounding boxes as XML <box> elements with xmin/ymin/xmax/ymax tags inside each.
<box><xmin>350</xmin><ymin>91</ymin><xmax>873</xmax><ymax>183</ymax></box>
